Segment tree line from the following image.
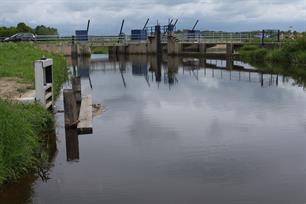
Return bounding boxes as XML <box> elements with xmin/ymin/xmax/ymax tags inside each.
<box><xmin>0</xmin><ymin>22</ymin><xmax>58</xmax><ymax>37</ymax></box>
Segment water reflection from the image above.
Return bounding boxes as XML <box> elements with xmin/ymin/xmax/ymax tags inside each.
<box><xmin>2</xmin><ymin>54</ymin><xmax>305</xmax><ymax>204</ymax></box>
<box><xmin>0</xmin><ymin>132</ymin><xmax>57</xmax><ymax>203</ymax></box>
<box><xmin>72</xmin><ymin>56</ymin><xmax>93</xmax><ymax>88</ymax></box>
<box><xmin>65</xmin><ymin>128</ymin><xmax>80</xmax><ymax>162</ymax></box>
<box><xmin>90</xmin><ymin>55</ymin><xmax>284</xmax><ymax>88</ymax></box>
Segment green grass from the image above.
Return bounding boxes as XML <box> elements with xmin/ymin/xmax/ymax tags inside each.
<box><xmin>0</xmin><ymin>100</ymin><xmax>54</xmax><ymax>185</ymax></box>
<box><xmin>0</xmin><ymin>42</ymin><xmax>67</xmax><ymax>185</ymax></box>
<box><xmin>239</xmin><ymin>36</ymin><xmax>306</xmax><ymax>65</ymax></box>
<box><xmin>91</xmin><ymin>46</ymin><xmax>108</xmax><ymax>54</ymax></box>
<box><xmin>0</xmin><ymin>42</ymin><xmax>67</xmax><ymax>96</ymax></box>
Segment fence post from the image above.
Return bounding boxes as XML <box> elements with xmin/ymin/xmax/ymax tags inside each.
<box><xmin>63</xmin><ymin>89</ymin><xmax>78</xmax><ymax>127</ymax></box>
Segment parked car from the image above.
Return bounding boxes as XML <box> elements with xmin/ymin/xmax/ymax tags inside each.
<box><xmin>3</xmin><ymin>33</ymin><xmax>36</xmax><ymax>42</ymax></box>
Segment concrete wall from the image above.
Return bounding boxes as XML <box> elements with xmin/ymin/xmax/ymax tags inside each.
<box><xmin>108</xmin><ymin>38</ymin><xmax>243</xmax><ymax>58</ymax></box>
<box><xmin>38</xmin><ymin>43</ymin><xmax>73</xmax><ymax>56</ymax></box>
<box><xmin>37</xmin><ymin>43</ymin><xmax>91</xmax><ymax>56</ymax></box>
<box><xmin>126</xmin><ymin>43</ymin><xmax>147</xmax><ymax>54</ymax></box>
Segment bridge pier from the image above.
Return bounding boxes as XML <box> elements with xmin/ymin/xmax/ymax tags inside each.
<box><xmin>226</xmin><ymin>43</ymin><xmax>234</xmax><ymax>56</ymax></box>
<box><xmin>167</xmin><ymin>35</ymin><xmax>181</xmax><ymax>55</ymax></box>
<box><xmin>226</xmin><ymin>58</ymin><xmax>234</xmax><ymax>69</ymax></box>
<box><xmin>147</xmin><ymin>36</ymin><xmax>157</xmax><ymax>54</ymax></box>
<box><xmin>199</xmin><ymin>44</ymin><xmax>207</xmax><ymax>55</ymax></box>
<box><xmin>71</xmin><ymin>43</ymin><xmax>91</xmax><ymax>57</ymax></box>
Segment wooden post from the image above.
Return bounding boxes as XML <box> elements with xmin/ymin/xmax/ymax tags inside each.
<box><xmin>72</xmin><ymin>76</ymin><xmax>82</xmax><ymax>104</ymax></box>
<box><xmin>63</xmin><ymin>89</ymin><xmax>78</xmax><ymax>127</ymax></box>
<box><xmin>65</xmin><ymin>127</ymin><xmax>79</xmax><ymax>161</ymax></box>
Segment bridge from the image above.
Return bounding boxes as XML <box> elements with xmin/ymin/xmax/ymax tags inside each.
<box><xmin>17</xmin><ymin>26</ymin><xmax>280</xmax><ymax>57</ymax></box>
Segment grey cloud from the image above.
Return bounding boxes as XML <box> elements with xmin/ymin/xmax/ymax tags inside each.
<box><xmin>0</xmin><ymin>0</ymin><xmax>305</xmax><ymax>34</ymax></box>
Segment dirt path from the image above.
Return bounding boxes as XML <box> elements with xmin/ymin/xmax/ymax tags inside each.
<box><xmin>0</xmin><ymin>78</ymin><xmax>34</xmax><ymax>100</ymax></box>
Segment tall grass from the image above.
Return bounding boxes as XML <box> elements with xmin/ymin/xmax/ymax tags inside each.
<box><xmin>0</xmin><ymin>43</ymin><xmax>67</xmax><ymax>185</ymax></box>
<box><xmin>0</xmin><ymin>42</ymin><xmax>67</xmax><ymax>96</ymax></box>
<box><xmin>239</xmin><ymin>36</ymin><xmax>306</xmax><ymax>65</ymax></box>
<box><xmin>0</xmin><ymin>100</ymin><xmax>53</xmax><ymax>185</ymax></box>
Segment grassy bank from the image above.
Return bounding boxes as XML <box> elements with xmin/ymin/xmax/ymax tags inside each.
<box><xmin>239</xmin><ymin>36</ymin><xmax>306</xmax><ymax>65</ymax></box>
<box><xmin>0</xmin><ymin>42</ymin><xmax>67</xmax><ymax>185</ymax></box>
<box><xmin>0</xmin><ymin>100</ymin><xmax>53</xmax><ymax>185</ymax></box>
<box><xmin>0</xmin><ymin>42</ymin><xmax>67</xmax><ymax>96</ymax></box>
<box><xmin>253</xmin><ymin>62</ymin><xmax>306</xmax><ymax>88</ymax></box>
<box><xmin>91</xmin><ymin>46</ymin><xmax>108</xmax><ymax>54</ymax></box>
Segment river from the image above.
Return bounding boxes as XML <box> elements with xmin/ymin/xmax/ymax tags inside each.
<box><xmin>1</xmin><ymin>54</ymin><xmax>306</xmax><ymax>204</ymax></box>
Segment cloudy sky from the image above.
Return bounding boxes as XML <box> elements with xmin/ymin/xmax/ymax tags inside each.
<box><xmin>0</xmin><ymin>0</ymin><xmax>305</xmax><ymax>35</ymax></box>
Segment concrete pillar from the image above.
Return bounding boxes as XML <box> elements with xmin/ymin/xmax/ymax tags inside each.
<box><xmin>167</xmin><ymin>35</ymin><xmax>181</xmax><ymax>55</ymax></box>
<box><xmin>226</xmin><ymin>58</ymin><xmax>234</xmax><ymax>69</ymax></box>
<box><xmin>199</xmin><ymin>43</ymin><xmax>207</xmax><ymax>55</ymax></box>
<box><xmin>79</xmin><ymin>44</ymin><xmax>91</xmax><ymax>56</ymax></box>
<box><xmin>118</xmin><ymin>45</ymin><xmax>127</xmax><ymax>54</ymax></box>
<box><xmin>71</xmin><ymin>44</ymin><xmax>79</xmax><ymax>58</ymax></box>
<box><xmin>148</xmin><ymin>36</ymin><xmax>157</xmax><ymax>54</ymax></box>
<box><xmin>111</xmin><ymin>46</ymin><xmax>119</xmax><ymax>55</ymax></box>
<box><xmin>167</xmin><ymin>57</ymin><xmax>179</xmax><ymax>85</ymax></box>
<box><xmin>226</xmin><ymin>43</ymin><xmax>234</xmax><ymax>55</ymax></box>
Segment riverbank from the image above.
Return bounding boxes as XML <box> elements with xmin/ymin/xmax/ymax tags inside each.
<box><xmin>91</xmin><ymin>46</ymin><xmax>108</xmax><ymax>54</ymax></box>
<box><xmin>0</xmin><ymin>100</ymin><xmax>54</xmax><ymax>185</ymax></box>
<box><xmin>0</xmin><ymin>42</ymin><xmax>67</xmax><ymax>185</ymax></box>
<box><xmin>0</xmin><ymin>42</ymin><xmax>67</xmax><ymax>97</ymax></box>
<box><xmin>239</xmin><ymin>36</ymin><xmax>306</xmax><ymax>65</ymax></box>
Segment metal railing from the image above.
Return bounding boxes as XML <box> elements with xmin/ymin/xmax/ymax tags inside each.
<box><xmin>1</xmin><ymin>31</ymin><xmax>280</xmax><ymax>44</ymax></box>
<box><xmin>176</xmin><ymin>33</ymin><xmax>261</xmax><ymax>43</ymax></box>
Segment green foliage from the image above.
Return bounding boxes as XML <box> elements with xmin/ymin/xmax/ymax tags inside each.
<box><xmin>0</xmin><ymin>42</ymin><xmax>67</xmax><ymax>185</ymax></box>
<box><xmin>266</xmin><ymin>49</ymin><xmax>289</xmax><ymax>63</ymax></box>
<box><xmin>0</xmin><ymin>23</ymin><xmax>58</xmax><ymax>37</ymax></box>
<box><xmin>292</xmin><ymin>51</ymin><xmax>306</xmax><ymax>65</ymax></box>
<box><xmin>34</xmin><ymin>25</ymin><xmax>58</xmax><ymax>35</ymax></box>
<box><xmin>240</xmin><ymin>35</ymin><xmax>306</xmax><ymax>65</ymax></box>
<box><xmin>0</xmin><ymin>42</ymin><xmax>67</xmax><ymax>96</ymax></box>
<box><xmin>239</xmin><ymin>46</ymin><xmax>267</xmax><ymax>62</ymax></box>
<box><xmin>91</xmin><ymin>46</ymin><xmax>108</xmax><ymax>54</ymax></box>
<box><xmin>0</xmin><ymin>27</ymin><xmax>17</xmax><ymax>37</ymax></box>
<box><xmin>16</xmin><ymin>22</ymin><xmax>33</xmax><ymax>33</ymax></box>
<box><xmin>239</xmin><ymin>44</ymin><xmax>259</xmax><ymax>51</ymax></box>
<box><xmin>250</xmin><ymin>62</ymin><xmax>306</xmax><ymax>88</ymax></box>
<box><xmin>0</xmin><ymin>100</ymin><xmax>53</xmax><ymax>184</ymax></box>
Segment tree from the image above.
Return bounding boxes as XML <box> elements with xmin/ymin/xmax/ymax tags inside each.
<box><xmin>0</xmin><ymin>23</ymin><xmax>59</xmax><ymax>37</ymax></box>
<box><xmin>16</xmin><ymin>22</ymin><xmax>33</xmax><ymax>33</ymax></box>
<box><xmin>0</xmin><ymin>27</ymin><xmax>17</xmax><ymax>37</ymax></box>
<box><xmin>34</xmin><ymin>25</ymin><xmax>58</xmax><ymax>35</ymax></box>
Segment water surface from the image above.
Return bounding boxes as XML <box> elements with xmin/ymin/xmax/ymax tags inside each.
<box><xmin>1</xmin><ymin>54</ymin><xmax>306</xmax><ymax>204</ymax></box>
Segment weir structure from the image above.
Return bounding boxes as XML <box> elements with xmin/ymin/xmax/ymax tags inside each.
<box><xmin>32</xmin><ymin>18</ymin><xmax>281</xmax><ymax>57</ymax></box>
<box><xmin>108</xmin><ymin>26</ymin><xmax>281</xmax><ymax>57</ymax></box>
